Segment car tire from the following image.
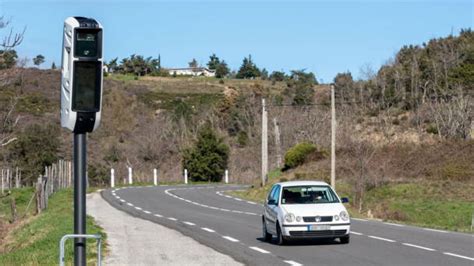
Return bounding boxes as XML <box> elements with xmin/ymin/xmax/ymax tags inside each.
<box><xmin>340</xmin><ymin>235</ymin><xmax>350</xmax><ymax>244</ymax></box>
<box><xmin>262</xmin><ymin>219</ymin><xmax>272</xmax><ymax>242</ymax></box>
<box><xmin>276</xmin><ymin>223</ymin><xmax>287</xmax><ymax>245</ymax></box>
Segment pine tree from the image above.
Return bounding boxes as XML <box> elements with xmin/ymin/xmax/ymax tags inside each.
<box><xmin>236</xmin><ymin>54</ymin><xmax>261</xmax><ymax>79</ymax></box>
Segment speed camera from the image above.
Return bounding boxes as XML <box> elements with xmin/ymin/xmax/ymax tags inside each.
<box><xmin>60</xmin><ymin>17</ymin><xmax>103</xmax><ymax>133</ymax></box>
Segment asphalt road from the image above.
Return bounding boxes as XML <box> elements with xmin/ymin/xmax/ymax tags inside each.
<box><xmin>102</xmin><ymin>185</ymin><xmax>474</xmax><ymax>266</ymax></box>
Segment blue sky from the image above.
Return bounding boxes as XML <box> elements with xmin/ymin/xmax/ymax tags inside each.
<box><xmin>1</xmin><ymin>0</ymin><xmax>472</xmax><ymax>82</ymax></box>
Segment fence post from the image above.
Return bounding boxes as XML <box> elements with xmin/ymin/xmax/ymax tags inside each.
<box><xmin>153</xmin><ymin>168</ymin><xmax>158</xmax><ymax>186</ymax></box>
<box><xmin>184</xmin><ymin>169</ymin><xmax>188</xmax><ymax>184</ymax></box>
<box><xmin>15</xmin><ymin>167</ymin><xmax>20</xmax><ymax>188</ymax></box>
<box><xmin>128</xmin><ymin>167</ymin><xmax>133</xmax><ymax>185</ymax></box>
<box><xmin>110</xmin><ymin>168</ymin><xmax>115</xmax><ymax>188</ymax></box>
<box><xmin>225</xmin><ymin>169</ymin><xmax>229</xmax><ymax>184</ymax></box>
<box><xmin>1</xmin><ymin>169</ymin><xmax>4</xmax><ymax>194</ymax></box>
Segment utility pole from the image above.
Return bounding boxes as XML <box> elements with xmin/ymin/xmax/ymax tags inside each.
<box><xmin>273</xmin><ymin>117</ymin><xmax>282</xmax><ymax>168</ymax></box>
<box><xmin>331</xmin><ymin>85</ymin><xmax>336</xmax><ymax>190</ymax></box>
<box><xmin>261</xmin><ymin>98</ymin><xmax>268</xmax><ymax>187</ymax></box>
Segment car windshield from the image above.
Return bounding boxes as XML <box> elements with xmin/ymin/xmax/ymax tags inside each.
<box><xmin>281</xmin><ymin>185</ymin><xmax>340</xmax><ymax>204</ymax></box>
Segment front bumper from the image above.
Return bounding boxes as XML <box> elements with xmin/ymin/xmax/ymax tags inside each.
<box><xmin>281</xmin><ymin>223</ymin><xmax>350</xmax><ymax>239</ymax></box>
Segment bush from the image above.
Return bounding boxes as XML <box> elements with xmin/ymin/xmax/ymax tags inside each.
<box><xmin>284</xmin><ymin>142</ymin><xmax>316</xmax><ymax>169</ymax></box>
<box><xmin>182</xmin><ymin>125</ymin><xmax>229</xmax><ymax>182</ymax></box>
<box><xmin>426</xmin><ymin>124</ymin><xmax>438</xmax><ymax>135</ymax></box>
<box><xmin>9</xmin><ymin>124</ymin><xmax>60</xmax><ymax>184</ymax></box>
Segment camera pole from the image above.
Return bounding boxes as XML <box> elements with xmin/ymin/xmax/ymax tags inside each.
<box><xmin>74</xmin><ymin>133</ymin><xmax>87</xmax><ymax>266</ymax></box>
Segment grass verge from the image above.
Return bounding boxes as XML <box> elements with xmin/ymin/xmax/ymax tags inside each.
<box><xmin>0</xmin><ymin>189</ymin><xmax>106</xmax><ymax>264</ymax></box>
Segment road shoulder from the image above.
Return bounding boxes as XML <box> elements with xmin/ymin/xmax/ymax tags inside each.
<box><xmin>87</xmin><ymin>191</ymin><xmax>242</xmax><ymax>265</ymax></box>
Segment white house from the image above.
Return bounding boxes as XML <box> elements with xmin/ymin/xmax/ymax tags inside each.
<box><xmin>167</xmin><ymin>67</ymin><xmax>216</xmax><ymax>77</ymax></box>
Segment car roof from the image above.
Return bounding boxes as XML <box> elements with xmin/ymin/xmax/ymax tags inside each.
<box><xmin>276</xmin><ymin>180</ymin><xmax>330</xmax><ymax>187</ymax></box>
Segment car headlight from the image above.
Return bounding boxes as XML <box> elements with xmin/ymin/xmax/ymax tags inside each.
<box><xmin>296</xmin><ymin>216</ymin><xmax>302</xmax><ymax>222</ymax></box>
<box><xmin>284</xmin><ymin>213</ymin><xmax>295</xmax><ymax>223</ymax></box>
<box><xmin>340</xmin><ymin>211</ymin><xmax>349</xmax><ymax>221</ymax></box>
<box><xmin>334</xmin><ymin>215</ymin><xmax>340</xmax><ymax>221</ymax></box>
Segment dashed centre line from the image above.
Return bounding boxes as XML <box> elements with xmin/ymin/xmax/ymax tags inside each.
<box><xmin>368</xmin><ymin>235</ymin><xmax>396</xmax><ymax>243</ymax></box>
<box><xmin>402</xmin><ymin>243</ymin><xmax>436</xmax><ymax>251</ymax></box>
<box><xmin>351</xmin><ymin>231</ymin><xmax>363</xmax><ymax>235</ymax></box>
<box><xmin>165</xmin><ymin>188</ymin><xmax>258</xmax><ymax>216</ymax></box>
<box><xmin>201</xmin><ymin>227</ymin><xmax>216</xmax><ymax>233</ymax></box>
<box><xmin>167</xmin><ymin>217</ymin><xmax>178</xmax><ymax>221</ymax></box>
<box><xmin>183</xmin><ymin>221</ymin><xmax>196</xmax><ymax>226</ymax></box>
<box><xmin>284</xmin><ymin>260</ymin><xmax>303</xmax><ymax>266</ymax></box>
<box><xmin>249</xmin><ymin>246</ymin><xmax>271</xmax><ymax>254</ymax></box>
<box><xmin>222</xmin><ymin>236</ymin><xmax>239</xmax><ymax>242</ymax></box>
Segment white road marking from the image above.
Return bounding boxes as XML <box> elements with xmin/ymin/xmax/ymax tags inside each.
<box><xmin>384</xmin><ymin>222</ymin><xmax>405</xmax><ymax>227</ymax></box>
<box><xmin>402</xmin><ymin>243</ymin><xmax>435</xmax><ymax>251</ymax></box>
<box><xmin>143</xmin><ymin>210</ymin><xmax>151</xmax><ymax>214</ymax></box>
<box><xmin>352</xmin><ymin>218</ymin><xmax>368</xmax><ymax>222</ymax></box>
<box><xmin>234</xmin><ymin>198</ymin><xmax>243</xmax><ymax>201</ymax></box>
<box><xmin>443</xmin><ymin>252</ymin><xmax>474</xmax><ymax>261</ymax></box>
<box><xmin>249</xmin><ymin>246</ymin><xmax>270</xmax><ymax>254</ymax></box>
<box><xmin>116</xmin><ymin>196</ymin><xmax>121</xmax><ymax>199</ymax></box>
<box><xmin>201</xmin><ymin>227</ymin><xmax>215</xmax><ymax>233</ymax></box>
<box><xmin>351</xmin><ymin>231</ymin><xmax>363</xmax><ymax>235</ymax></box>
<box><xmin>154</xmin><ymin>214</ymin><xmax>163</xmax><ymax>218</ymax></box>
<box><xmin>247</xmin><ymin>201</ymin><xmax>257</xmax><ymax>205</ymax></box>
<box><xmin>119</xmin><ymin>199</ymin><xmax>125</xmax><ymax>203</ymax></box>
<box><xmin>225</xmin><ymin>195</ymin><xmax>232</xmax><ymax>198</ymax></box>
<box><xmin>167</xmin><ymin>217</ymin><xmax>178</xmax><ymax>221</ymax></box>
<box><xmin>183</xmin><ymin>221</ymin><xmax>195</xmax><ymax>226</ymax></box>
<box><xmin>284</xmin><ymin>260</ymin><xmax>303</xmax><ymax>266</ymax></box>
<box><xmin>165</xmin><ymin>188</ymin><xmax>257</xmax><ymax>216</ymax></box>
<box><xmin>244</xmin><ymin>212</ymin><xmax>258</xmax><ymax>215</ymax></box>
<box><xmin>368</xmin><ymin>235</ymin><xmax>396</xmax><ymax>242</ymax></box>
<box><xmin>127</xmin><ymin>203</ymin><xmax>134</xmax><ymax>206</ymax></box>
<box><xmin>135</xmin><ymin>207</ymin><xmax>142</xmax><ymax>210</ymax></box>
<box><xmin>423</xmin><ymin>228</ymin><xmax>447</xmax><ymax>233</ymax></box>
<box><xmin>222</xmin><ymin>236</ymin><xmax>239</xmax><ymax>242</ymax></box>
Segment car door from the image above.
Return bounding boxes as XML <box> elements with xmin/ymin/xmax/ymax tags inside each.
<box><xmin>264</xmin><ymin>185</ymin><xmax>277</xmax><ymax>233</ymax></box>
<box><xmin>267</xmin><ymin>185</ymin><xmax>281</xmax><ymax>234</ymax></box>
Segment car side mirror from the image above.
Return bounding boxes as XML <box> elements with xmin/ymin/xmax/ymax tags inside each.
<box><xmin>268</xmin><ymin>199</ymin><xmax>277</xmax><ymax>205</ymax></box>
<box><xmin>341</xmin><ymin>197</ymin><xmax>349</xmax><ymax>203</ymax></box>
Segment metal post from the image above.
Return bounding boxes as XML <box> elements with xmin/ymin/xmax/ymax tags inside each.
<box><xmin>74</xmin><ymin>133</ymin><xmax>87</xmax><ymax>266</ymax></box>
<box><xmin>331</xmin><ymin>85</ymin><xmax>336</xmax><ymax>190</ymax></box>
<box><xmin>153</xmin><ymin>168</ymin><xmax>158</xmax><ymax>186</ymax></box>
<box><xmin>261</xmin><ymin>98</ymin><xmax>268</xmax><ymax>187</ymax></box>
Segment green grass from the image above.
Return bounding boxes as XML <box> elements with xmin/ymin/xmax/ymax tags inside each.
<box><xmin>229</xmin><ymin>173</ymin><xmax>474</xmax><ymax>233</ymax></box>
<box><xmin>0</xmin><ymin>189</ymin><xmax>106</xmax><ymax>265</ymax></box>
<box><xmin>0</xmin><ymin>187</ymin><xmax>36</xmax><ymax>222</ymax></box>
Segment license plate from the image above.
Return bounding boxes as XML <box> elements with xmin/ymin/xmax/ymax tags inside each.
<box><xmin>308</xmin><ymin>225</ymin><xmax>330</xmax><ymax>231</ymax></box>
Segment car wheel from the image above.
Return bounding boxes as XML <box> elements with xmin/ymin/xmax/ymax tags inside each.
<box><xmin>276</xmin><ymin>223</ymin><xmax>287</xmax><ymax>245</ymax></box>
<box><xmin>262</xmin><ymin>219</ymin><xmax>272</xmax><ymax>242</ymax></box>
<box><xmin>340</xmin><ymin>235</ymin><xmax>350</xmax><ymax>244</ymax></box>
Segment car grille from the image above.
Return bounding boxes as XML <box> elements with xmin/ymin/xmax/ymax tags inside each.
<box><xmin>289</xmin><ymin>230</ymin><xmax>347</xmax><ymax>237</ymax></box>
<box><xmin>303</xmin><ymin>216</ymin><xmax>333</xmax><ymax>222</ymax></box>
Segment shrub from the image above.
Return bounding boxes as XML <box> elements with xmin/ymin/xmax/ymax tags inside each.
<box><xmin>88</xmin><ymin>163</ymin><xmax>109</xmax><ymax>186</ymax></box>
<box><xmin>426</xmin><ymin>124</ymin><xmax>438</xmax><ymax>134</ymax></box>
<box><xmin>284</xmin><ymin>142</ymin><xmax>316</xmax><ymax>169</ymax></box>
<box><xmin>182</xmin><ymin>125</ymin><xmax>229</xmax><ymax>182</ymax></box>
<box><xmin>9</xmin><ymin>124</ymin><xmax>60</xmax><ymax>184</ymax></box>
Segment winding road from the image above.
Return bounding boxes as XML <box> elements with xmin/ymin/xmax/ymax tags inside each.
<box><xmin>102</xmin><ymin>185</ymin><xmax>474</xmax><ymax>266</ymax></box>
